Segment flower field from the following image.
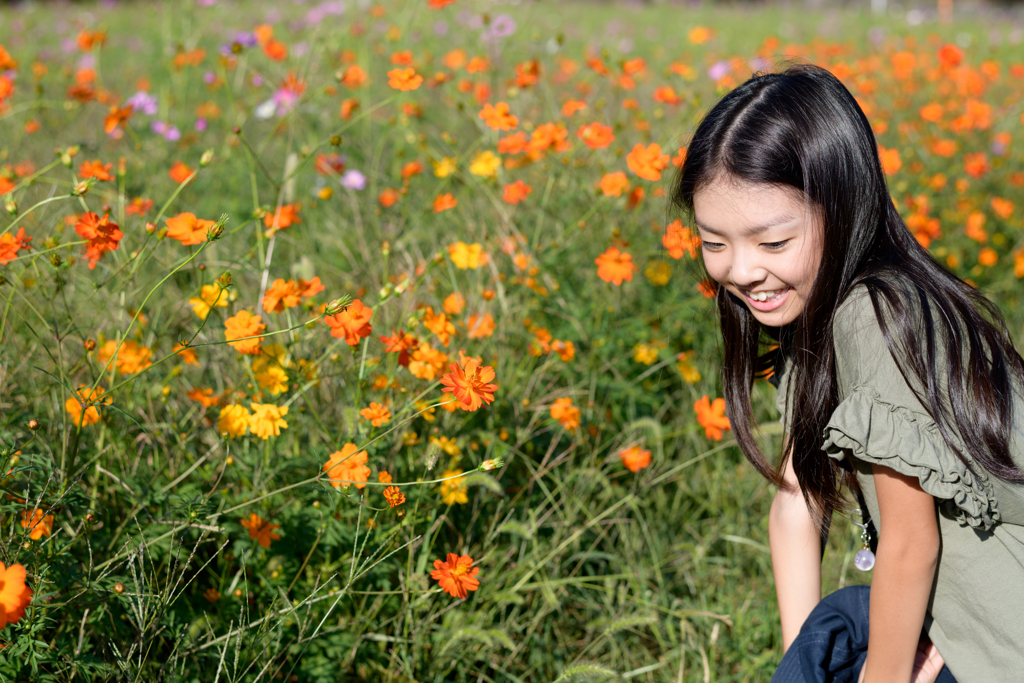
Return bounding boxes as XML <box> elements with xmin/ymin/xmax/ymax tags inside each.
<box><xmin>1</xmin><ymin>0</ymin><xmax>1023</xmax><ymax>680</ymax></box>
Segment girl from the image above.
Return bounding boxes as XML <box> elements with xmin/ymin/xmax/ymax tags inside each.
<box><xmin>670</xmin><ymin>64</ymin><xmax>1024</xmax><ymax>683</ymax></box>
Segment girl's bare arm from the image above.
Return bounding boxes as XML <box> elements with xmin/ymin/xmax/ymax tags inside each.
<box><xmin>859</xmin><ymin>464</ymin><xmax>940</xmax><ymax>683</ymax></box>
<box><xmin>768</xmin><ymin>437</ymin><xmax>823</xmax><ymax>652</ymax></box>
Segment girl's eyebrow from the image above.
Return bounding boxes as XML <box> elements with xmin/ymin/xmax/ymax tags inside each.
<box><xmin>695</xmin><ymin>214</ymin><xmax>796</xmax><ymax>237</ymax></box>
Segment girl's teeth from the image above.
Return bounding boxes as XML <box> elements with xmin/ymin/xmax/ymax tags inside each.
<box><xmin>749</xmin><ymin>289</ymin><xmax>783</xmax><ymax>302</ymax></box>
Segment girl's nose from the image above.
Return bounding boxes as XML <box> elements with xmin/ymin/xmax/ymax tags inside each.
<box><xmin>729</xmin><ymin>249</ymin><xmax>767</xmax><ymax>288</ymax></box>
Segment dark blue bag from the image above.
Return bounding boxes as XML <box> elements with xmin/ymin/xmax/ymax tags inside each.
<box><xmin>771</xmin><ymin>586</ymin><xmax>957</xmax><ymax>683</ymax></box>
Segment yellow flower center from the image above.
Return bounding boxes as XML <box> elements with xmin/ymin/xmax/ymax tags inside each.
<box><xmin>450</xmin><ymin>563</ymin><xmax>469</xmax><ymax>578</ymax></box>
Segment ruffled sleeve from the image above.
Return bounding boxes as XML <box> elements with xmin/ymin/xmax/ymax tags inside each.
<box><xmin>824</xmin><ymin>282</ymin><xmax>1000</xmax><ymax>530</ymax></box>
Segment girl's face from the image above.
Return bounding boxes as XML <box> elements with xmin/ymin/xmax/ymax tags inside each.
<box><xmin>693</xmin><ymin>175</ymin><xmax>823</xmax><ymax>327</ymax></box>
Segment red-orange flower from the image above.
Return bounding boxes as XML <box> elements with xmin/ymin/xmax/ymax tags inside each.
<box><xmin>878</xmin><ymin>146</ymin><xmax>901</xmax><ymax>176</ymax></box>
<box><xmin>694</xmin><ymin>395</ymin><xmax>731</xmax><ymax>440</ymax></box>
<box><xmin>595</xmin><ymin>247</ymin><xmax>637</xmax><ymax>285</ymax></box>
<box><xmin>382</xmin><ymin>486</ymin><xmax>406</xmax><ymax>508</ymax></box>
<box><xmin>241</xmin><ymin>513</ymin><xmax>281</xmax><ymax>549</ymax></box>
<box><xmin>576</xmin><ymin>121</ymin><xmax>614</xmax><ymax>150</ymax></box>
<box><xmin>597</xmin><ymin>171</ymin><xmax>630</xmax><ymax>197</ymax></box>
<box><xmin>323</xmin><ymin>443</ymin><xmax>371</xmax><ymax>489</ymax></box>
<box><xmin>20</xmin><ymin>509</ymin><xmax>54</xmax><ymax>540</ymax></box>
<box><xmin>626</xmin><ymin>143</ymin><xmax>669</xmax><ymax>181</ymax></box>
<box><xmin>324</xmin><ymin>298</ymin><xmax>373</xmax><ymax>346</ymax></box>
<box><xmin>169</xmin><ymin>161</ymin><xmax>195</xmax><ymax>185</ymax></box>
<box><xmin>103</xmin><ymin>105</ymin><xmax>133</xmax><ymax>135</ymax></box>
<box><xmin>662</xmin><ymin>220</ymin><xmax>701</xmax><ymax>260</ymax></box>
<box><xmin>360</xmin><ymin>402</ymin><xmax>392</xmax><ymax>427</ymax></box>
<box><xmin>224</xmin><ymin>310</ymin><xmax>265</xmax><ymax>354</ymax></box>
<box><xmin>380</xmin><ymin>330</ymin><xmax>419</xmax><ymax>366</ymax></box>
<box><xmin>78</xmin><ymin>159</ymin><xmax>114</xmax><ymax>181</ymax></box>
<box><xmin>263</xmin><ymin>204</ymin><xmax>301</xmax><ymax>231</ymax></box>
<box><xmin>262</xmin><ymin>279</ymin><xmax>302</xmax><ymax>313</ymax></box>
<box><xmin>0</xmin><ymin>227</ymin><xmax>32</xmax><ymax>265</ymax></box>
<box><xmin>618</xmin><ymin>445</ymin><xmax>652</xmax><ymax>473</ymax></box>
<box><xmin>433</xmin><ymin>193</ymin><xmax>458</xmax><ymax>213</ymax></box>
<box><xmin>74</xmin><ymin>212</ymin><xmax>122</xmax><ymax>269</ymax></box>
<box><xmin>550</xmin><ymin>397</ymin><xmax>581</xmax><ymax>431</ymax></box>
<box><xmin>430</xmin><ymin>553</ymin><xmax>480</xmax><ymax>599</ymax></box>
<box><xmin>440</xmin><ymin>357</ymin><xmax>498</xmax><ymax>412</ymax></box>
<box><xmin>503</xmin><ymin>180</ymin><xmax>532</xmax><ymax>205</ymax></box>
<box><xmin>0</xmin><ymin>563</ymin><xmax>33</xmax><ymax>629</ymax></box>
<box><xmin>387</xmin><ymin>67</ymin><xmax>423</xmax><ymax>91</ymax></box>
<box><xmin>125</xmin><ymin>197</ymin><xmax>154</xmax><ymax>216</ymax></box>
<box><xmin>479</xmin><ymin>101</ymin><xmax>518</xmax><ymax>131</ymax></box>
<box><xmin>165</xmin><ymin>212</ymin><xmax>214</xmax><ymax>246</ymax></box>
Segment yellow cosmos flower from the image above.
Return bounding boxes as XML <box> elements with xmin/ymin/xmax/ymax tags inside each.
<box><xmin>447</xmin><ymin>241</ymin><xmax>490</xmax><ymax>270</ymax></box>
<box><xmin>469</xmin><ymin>150</ymin><xmax>500</xmax><ymax>178</ymax></box>
<box><xmin>189</xmin><ymin>283</ymin><xmax>228</xmax><ymax>320</ymax></box>
<box><xmin>644</xmin><ymin>260</ymin><xmax>671</xmax><ymax>287</ymax></box>
<box><xmin>255</xmin><ymin>365</ymin><xmax>289</xmax><ymax>395</ymax></box>
<box><xmin>217</xmin><ymin>404</ymin><xmax>250</xmax><ymax>438</ymax></box>
<box><xmin>439</xmin><ymin>468</ymin><xmax>468</xmax><ymax>505</ymax></box>
<box><xmin>248</xmin><ymin>403</ymin><xmax>288</xmax><ymax>439</ymax></box>
<box><xmin>433</xmin><ymin>156</ymin><xmax>457</xmax><ymax>178</ymax></box>
<box><xmin>633</xmin><ymin>343</ymin><xmax>658</xmax><ymax>365</ymax></box>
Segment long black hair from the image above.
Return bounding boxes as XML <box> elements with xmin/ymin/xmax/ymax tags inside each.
<box><xmin>669</xmin><ymin>63</ymin><xmax>1024</xmax><ymax>527</ymax></box>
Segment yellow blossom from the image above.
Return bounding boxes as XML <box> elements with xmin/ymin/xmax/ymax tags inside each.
<box><xmin>248</xmin><ymin>403</ymin><xmax>288</xmax><ymax>439</ymax></box>
<box><xmin>633</xmin><ymin>343</ymin><xmax>658</xmax><ymax>365</ymax></box>
<box><xmin>217</xmin><ymin>404</ymin><xmax>250</xmax><ymax>438</ymax></box>
<box><xmin>644</xmin><ymin>260</ymin><xmax>671</xmax><ymax>287</ymax></box>
<box><xmin>439</xmin><ymin>468</ymin><xmax>468</xmax><ymax>505</ymax></box>
<box><xmin>448</xmin><ymin>241</ymin><xmax>490</xmax><ymax>270</ymax></box>
<box><xmin>469</xmin><ymin>150</ymin><xmax>500</xmax><ymax>178</ymax></box>
<box><xmin>255</xmin><ymin>365</ymin><xmax>289</xmax><ymax>395</ymax></box>
<box><xmin>430</xmin><ymin>435</ymin><xmax>461</xmax><ymax>456</ymax></box>
<box><xmin>433</xmin><ymin>156</ymin><xmax>457</xmax><ymax>178</ymax></box>
<box><xmin>189</xmin><ymin>283</ymin><xmax>228</xmax><ymax>320</ymax></box>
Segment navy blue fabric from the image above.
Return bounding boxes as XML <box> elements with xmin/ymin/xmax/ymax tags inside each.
<box><xmin>771</xmin><ymin>586</ymin><xmax>958</xmax><ymax>683</ymax></box>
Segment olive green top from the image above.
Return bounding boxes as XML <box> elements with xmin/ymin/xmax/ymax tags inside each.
<box><xmin>774</xmin><ymin>273</ymin><xmax>1024</xmax><ymax>682</ymax></box>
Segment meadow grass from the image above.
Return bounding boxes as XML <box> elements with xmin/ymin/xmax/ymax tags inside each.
<box><xmin>0</xmin><ymin>1</ymin><xmax>1022</xmax><ymax>680</ymax></box>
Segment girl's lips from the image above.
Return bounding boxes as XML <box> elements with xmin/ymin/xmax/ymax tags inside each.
<box><xmin>743</xmin><ymin>287</ymin><xmax>790</xmax><ymax>312</ymax></box>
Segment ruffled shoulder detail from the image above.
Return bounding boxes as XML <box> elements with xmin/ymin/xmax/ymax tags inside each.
<box><xmin>821</xmin><ymin>385</ymin><xmax>1000</xmax><ymax>530</ymax></box>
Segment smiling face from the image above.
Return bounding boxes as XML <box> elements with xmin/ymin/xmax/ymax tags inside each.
<box><xmin>693</xmin><ymin>175</ymin><xmax>824</xmax><ymax>327</ymax></box>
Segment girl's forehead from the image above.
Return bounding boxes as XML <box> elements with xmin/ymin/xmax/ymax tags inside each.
<box><xmin>694</xmin><ymin>179</ymin><xmax>810</xmax><ymax>227</ymax></box>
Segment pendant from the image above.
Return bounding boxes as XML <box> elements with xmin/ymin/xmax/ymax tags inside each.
<box><xmin>854</xmin><ymin>548</ymin><xmax>875</xmax><ymax>571</ymax></box>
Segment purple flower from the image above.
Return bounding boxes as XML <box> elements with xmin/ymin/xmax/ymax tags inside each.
<box><xmin>251</xmin><ymin>74</ymin><xmax>264</xmax><ymax>87</ymax></box>
<box><xmin>707</xmin><ymin>60</ymin><xmax>730</xmax><ymax>81</ymax></box>
<box><xmin>992</xmin><ymin>139</ymin><xmax>1008</xmax><ymax>157</ymax></box>
<box><xmin>197</xmin><ymin>0</ymin><xmax>217</xmax><ymax>5</ymax></box>
<box><xmin>151</xmin><ymin>120</ymin><xmax>168</xmax><ymax>135</ymax></box>
<box><xmin>234</xmin><ymin>31</ymin><xmax>258</xmax><ymax>47</ymax></box>
<box><xmin>341</xmin><ymin>170</ymin><xmax>366</xmax><ymax>190</ymax></box>
<box><xmin>749</xmin><ymin>57</ymin><xmax>771</xmax><ymax>73</ymax></box>
<box><xmin>273</xmin><ymin>88</ymin><xmax>300</xmax><ymax>116</ymax></box>
<box><xmin>195</xmin><ymin>118</ymin><xmax>208</xmax><ymax>132</ymax></box>
<box><xmin>434</xmin><ymin>20</ymin><xmax>448</xmax><ymax>36</ymax></box>
<box><xmin>482</xmin><ymin>14</ymin><xmax>516</xmax><ymax>41</ymax></box>
<box><xmin>204</xmin><ymin>71</ymin><xmax>217</xmax><ymax>84</ymax></box>
<box><xmin>163</xmin><ymin>126</ymin><xmax>182</xmax><ymax>142</ymax></box>
<box><xmin>127</xmin><ymin>91</ymin><xmax>159</xmax><ymax>116</ymax></box>
<box><xmin>77</xmin><ymin>54</ymin><xmax>97</xmax><ymax>70</ymax></box>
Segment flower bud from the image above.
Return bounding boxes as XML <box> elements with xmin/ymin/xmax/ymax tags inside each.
<box><xmin>480</xmin><ymin>457</ymin><xmax>503</xmax><ymax>472</ymax></box>
<box><xmin>381</xmin><ymin>240</ymin><xmax>390</xmax><ymax>256</ymax></box>
<box><xmin>325</xmin><ymin>297</ymin><xmax>350</xmax><ymax>316</ymax></box>
<box><xmin>84</xmin><ymin>339</ymin><xmax>96</xmax><ymax>351</ymax></box>
<box><xmin>49</xmin><ymin>253</ymin><xmax>62</xmax><ymax>267</ymax></box>
<box><xmin>9</xmin><ymin>455</ymin><xmax>19</xmax><ymax>467</ymax></box>
<box><xmin>207</xmin><ymin>214</ymin><xmax>229</xmax><ymax>241</ymax></box>
<box><xmin>85</xmin><ymin>510</ymin><xmax>96</xmax><ymax>523</ymax></box>
<box><xmin>114</xmin><ymin>583</ymin><xmax>125</xmax><ymax>595</ymax></box>
<box><xmin>200</xmin><ymin>149</ymin><xmax>214</xmax><ymax>167</ymax></box>
<box><xmin>145</xmin><ymin>221</ymin><xmax>156</xmax><ymax>234</ymax></box>
<box><xmin>71</xmin><ymin>181</ymin><xmax>90</xmax><ymax>197</ymax></box>
<box><xmin>225</xmin><ymin>456</ymin><xmax>235</xmax><ymax>466</ymax></box>
<box><xmin>27</xmin><ymin>419</ymin><xmax>40</xmax><ymax>431</ymax></box>
<box><xmin>4</xmin><ymin>198</ymin><xmax>17</xmax><ymax>215</ymax></box>
<box><xmin>217</xmin><ymin>272</ymin><xmax>232</xmax><ymax>288</ymax></box>
<box><xmin>330</xmin><ymin>135</ymin><xmax>342</xmax><ymax>146</ymax></box>
<box><xmin>118</xmin><ymin>157</ymin><xmax>127</xmax><ymax>176</ymax></box>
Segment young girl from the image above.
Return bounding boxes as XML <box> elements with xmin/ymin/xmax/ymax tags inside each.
<box><xmin>670</xmin><ymin>64</ymin><xmax>1024</xmax><ymax>683</ymax></box>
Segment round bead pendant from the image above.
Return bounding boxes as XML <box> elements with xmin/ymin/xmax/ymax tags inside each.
<box><xmin>854</xmin><ymin>548</ymin><xmax>876</xmax><ymax>571</ymax></box>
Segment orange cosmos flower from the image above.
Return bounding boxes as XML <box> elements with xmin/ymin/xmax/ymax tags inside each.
<box><xmin>74</xmin><ymin>212</ymin><xmax>122</xmax><ymax>269</ymax></box>
<box><xmin>20</xmin><ymin>509</ymin><xmax>54</xmax><ymax>540</ymax></box>
<box><xmin>467</xmin><ymin>313</ymin><xmax>496</xmax><ymax>339</ymax></box>
<box><xmin>662</xmin><ymin>220</ymin><xmax>701</xmax><ymax>259</ymax></box>
<box><xmin>324</xmin><ymin>298</ymin><xmax>373</xmax><ymax>346</ymax></box>
<box><xmin>431</xmin><ymin>553</ymin><xmax>480</xmax><ymax>599</ymax></box>
<box><xmin>550</xmin><ymin>397</ymin><xmax>581</xmax><ymax>431</ymax></box>
<box><xmin>360</xmin><ymin>402</ymin><xmax>392</xmax><ymax>427</ymax></box>
<box><xmin>263</xmin><ymin>278</ymin><xmax>303</xmax><ymax>313</ymax></box>
<box><xmin>65</xmin><ymin>385</ymin><xmax>109</xmax><ymax>426</ymax></box>
<box><xmin>595</xmin><ymin>247</ymin><xmax>637</xmax><ymax>286</ymax></box>
<box><xmin>479</xmin><ymin>101</ymin><xmax>518</xmax><ymax>131</ymax></box>
<box><xmin>937</xmin><ymin>43</ymin><xmax>963</xmax><ymax>69</ymax></box>
<box><xmin>423</xmin><ymin>307</ymin><xmax>456</xmax><ymax>347</ymax></box>
<box><xmin>428</xmin><ymin>0</ymin><xmax>457</xmax><ymax>8</ymax></box>
<box><xmin>443</xmin><ymin>293</ymin><xmax>465</xmax><ymax>315</ymax></box>
<box><xmin>125</xmin><ymin>197</ymin><xmax>154</xmax><ymax>216</ymax></box>
<box><xmin>387</xmin><ymin>67</ymin><xmax>423</xmax><ymax>91</ymax></box>
<box><xmin>409</xmin><ymin>343</ymin><xmax>449</xmax><ymax>380</ymax></box>
<box><xmin>103</xmin><ymin>104</ymin><xmax>133</xmax><ymax>135</ymax></box>
<box><xmin>653</xmin><ymin>86</ymin><xmax>683</xmax><ymax>105</ymax></box>
<box><xmin>241</xmin><ymin>513</ymin><xmax>281</xmax><ymax>549</ymax></box>
<box><xmin>963</xmin><ymin>152</ymin><xmax>990</xmax><ymax>179</ymax></box>
<box><xmin>991</xmin><ymin>197</ymin><xmax>1014</xmax><ymax>220</ymax></box>
<box><xmin>694</xmin><ymin>395</ymin><xmax>731</xmax><ymax>441</ymax></box>
<box><xmin>878</xmin><ymin>146</ymin><xmax>901</xmax><ymax>175</ymax></box>
<box><xmin>323</xmin><ymin>444</ymin><xmax>371</xmax><ymax>489</ymax></box>
<box><xmin>626</xmin><ymin>143</ymin><xmax>669</xmax><ymax>181</ymax></box>
<box><xmin>263</xmin><ymin>204</ymin><xmax>301</xmax><ymax>231</ymax></box>
<box><xmin>382</xmin><ymin>486</ymin><xmax>406</xmax><ymax>508</ymax></box>
<box><xmin>263</xmin><ymin>39</ymin><xmax>288</xmax><ymax>61</ymax></box>
<box><xmin>618</xmin><ymin>445</ymin><xmax>652</xmax><ymax>473</ymax></box>
<box><xmin>187</xmin><ymin>387</ymin><xmax>219</xmax><ymax>407</ymax></box>
<box><xmin>0</xmin><ymin>227</ymin><xmax>32</xmax><ymax>265</ymax></box>
<box><xmin>597</xmin><ymin>171</ymin><xmax>630</xmax><ymax>197</ymax></box>
<box><xmin>77</xmin><ymin>29</ymin><xmax>107</xmax><ymax>51</ymax></box>
<box><xmin>498</xmin><ymin>131</ymin><xmax>527</xmax><ymax>155</ymax></box>
<box><xmin>919</xmin><ymin>102</ymin><xmax>943</xmax><ymax>123</ymax></box>
<box><xmin>378</xmin><ymin>471</ymin><xmax>393</xmax><ymax>483</ymax></box>
<box><xmin>440</xmin><ymin>357</ymin><xmax>498</xmax><ymax>412</ymax></box>
<box><xmin>931</xmin><ymin>139</ymin><xmax>957</xmax><ymax>158</ymax></box>
<box><xmin>433</xmin><ymin>193</ymin><xmax>458</xmax><ymax>213</ymax></box>
<box><xmin>340</xmin><ymin>64</ymin><xmax>368</xmax><ymax>89</ymax></box>
<box><xmin>224</xmin><ymin>310</ymin><xmax>265</xmax><ymax>354</ymax></box>
<box><xmin>380</xmin><ymin>331</ymin><xmax>419</xmax><ymax>366</ymax></box>
<box><xmin>576</xmin><ymin>121</ymin><xmax>614</xmax><ymax>150</ymax></box>
<box><xmin>78</xmin><ymin>159</ymin><xmax>114</xmax><ymax>181</ymax></box>
<box><xmin>340</xmin><ymin>98</ymin><xmax>360</xmax><ymax>120</ymax></box>
<box><xmin>378</xmin><ymin>188</ymin><xmax>401</xmax><ymax>207</ymax></box>
<box><xmin>503</xmin><ymin>180</ymin><xmax>532</xmax><ymax>205</ymax></box>
<box><xmin>0</xmin><ymin>562</ymin><xmax>33</xmax><ymax>629</ymax></box>
<box><xmin>168</xmin><ymin>161</ymin><xmax>195</xmax><ymax>185</ymax></box>
<box><xmin>165</xmin><ymin>212</ymin><xmax>214</xmax><ymax>246</ymax></box>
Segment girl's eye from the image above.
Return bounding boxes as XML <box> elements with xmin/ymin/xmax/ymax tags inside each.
<box><xmin>762</xmin><ymin>241</ymin><xmax>788</xmax><ymax>251</ymax></box>
<box><xmin>702</xmin><ymin>241</ymin><xmax>724</xmax><ymax>251</ymax></box>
